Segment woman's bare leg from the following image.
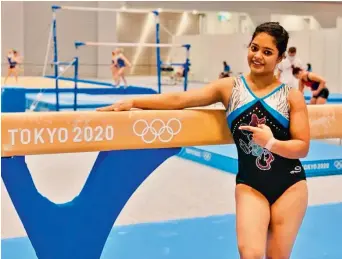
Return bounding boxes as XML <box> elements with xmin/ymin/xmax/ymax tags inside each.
<box><xmin>236</xmin><ymin>184</ymin><xmax>271</xmax><ymax>259</ymax></box>
<box><xmin>309</xmin><ymin>97</ymin><xmax>317</xmax><ymax>105</ymax></box>
<box><xmin>4</xmin><ymin>69</ymin><xmax>13</xmax><ymax>84</ymax></box>
<box><xmin>316</xmin><ymin>97</ymin><xmax>327</xmax><ymax>104</ymax></box>
<box><xmin>266</xmin><ymin>180</ymin><xmax>308</xmax><ymax>259</ymax></box>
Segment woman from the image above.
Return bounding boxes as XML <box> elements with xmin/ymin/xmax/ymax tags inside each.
<box><xmin>97</xmin><ymin>22</ymin><xmax>310</xmax><ymax>259</ymax></box>
<box><xmin>112</xmin><ymin>48</ymin><xmax>132</xmax><ymax>88</ymax></box>
<box><xmin>306</xmin><ymin>63</ymin><xmax>312</xmax><ymax>72</ymax></box>
<box><xmin>293</xmin><ymin>66</ymin><xmax>329</xmax><ymax>104</ymax></box>
<box><xmin>219</xmin><ymin>61</ymin><xmax>231</xmax><ymax>78</ymax></box>
<box><xmin>110</xmin><ymin>51</ymin><xmax>119</xmax><ymax>86</ymax></box>
<box><xmin>4</xmin><ymin>49</ymin><xmax>21</xmax><ymax>85</ymax></box>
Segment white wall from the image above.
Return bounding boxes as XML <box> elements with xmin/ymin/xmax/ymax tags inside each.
<box><xmin>96</xmin><ymin>1</ymin><xmax>123</xmax><ymax>78</ymax></box>
<box><xmin>337</xmin><ymin>17</ymin><xmax>342</xmax><ymax>29</ymax></box>
<box><xmin>272</xmin><ymin>15</ymin><xmax>309</xmax><ymax>31</ymax></box>
<box><xmin>1</xmin><ymin>1</ymin><xmax>24</xmax><ymax>77</ymax></box>
<box><xmin>271</xmin><ymin>14</ymin><xmax>321</xmax><ymax>31</ymax></box>
<box><xmin>128</xmin><ymin>1</ymin><xmax>342</xmax><ymax>29</ymax></box>
<box><xmin>174</xmin><ymin>33</ymin><xmax>251</xmax><ymax>82</ymax></box>
<box><xmin>339</xmin><ymin>28</ymin><xmax>342</xmax><ymax>93</ymax></box>
<box><xmin>204</xmin><ymin>12</ymin><xmax>240</xmax><ymax>35</ymax></box>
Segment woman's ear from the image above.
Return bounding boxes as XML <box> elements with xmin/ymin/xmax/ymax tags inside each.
<box><xmin>276</xmin><ymin>54</ymin><xmax>284</xmax><ymax>64</ymax></box>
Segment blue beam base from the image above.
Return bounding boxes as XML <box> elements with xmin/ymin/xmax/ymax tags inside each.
<box><xmin>1</xmin><ymin>148</ymin><xmax>181</xmax><ymax>259</ymax></box>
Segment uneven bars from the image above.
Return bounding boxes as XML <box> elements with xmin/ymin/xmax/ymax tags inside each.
<box><xmin>75</xmin><ymin>41</ymin><xmax>188</xmax><ymax>49</ymax></box>
<box><xmin>2</xmin><ymin>105</ymin><xmax>342</xmax><ymax>157</ymax></box>
<box><xmin>53</xmin><ymin>5</ymin><xmax>153</xmax><ymax>14</ymax></box>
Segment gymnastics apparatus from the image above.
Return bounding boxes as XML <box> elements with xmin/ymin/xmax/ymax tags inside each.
<box><xmin>34</xmin><ymin>5</ymin><xmax>191</xmax><ymax>111</ymax></box>
<box><xmin>1</xmin><ymin>105</ymin><xmax>342</xmax><ymax>258</ymax></box>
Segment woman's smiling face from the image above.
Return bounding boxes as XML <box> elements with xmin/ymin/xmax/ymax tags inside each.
<box><xmin>247</xmin><ymin>32</ymin><xmax>283</xmax><ymax>76</ymax></box>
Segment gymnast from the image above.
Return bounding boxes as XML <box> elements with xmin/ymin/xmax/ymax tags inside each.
<box><xmin>292</xmin><ymin>66</ymin><xmax>329</xmax><ymax>105</ymax></box>
<box><xmin>219</xmin><ymin>61</ymin><xmax>231</xmax><ymax>78</ymax></box>
<box><xmin>112</xmin><ymin>48</ymin><xmax>132</xmax><ymax>88</ymax></box>
<box><xmin>97</xmin><ymin>22</ymin><xmax>310</xmax><ymax>259</ymax></box>
<box><xmin>277</xmin><ymin>46</ymin><xmax>304</xmax><ymax>89</ymax></box>
<box><xmin>110</xmin><ymin>51</ymin><xmax>119</xmax><ymax>86</ymax></box>
<box><xmin>4</xmin><ymin>49</ymin><xmax>21</xmax><ymax>85</ymax></box>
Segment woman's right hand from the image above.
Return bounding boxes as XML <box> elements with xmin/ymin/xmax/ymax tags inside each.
<box><xmin>96</xmin><ymin>99</ymin><xmax>134</xmax><ymax>112</ymax></box>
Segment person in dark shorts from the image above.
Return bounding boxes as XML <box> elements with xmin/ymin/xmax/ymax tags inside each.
<box><xmin>4</xmin><ymin>49</ymin><xmax>21</xmax><ymax>85</ymax></box>
<box><xmin>292</xmin><ymin>66</ymin><xmax>329</xmax><ymax>104</ymax></box>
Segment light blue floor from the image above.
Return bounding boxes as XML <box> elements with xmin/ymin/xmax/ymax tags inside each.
<box><xmin>304</xmin><ymin>91</ymin><xmax>342</xmax><ymax>103</ymax></box>
<box><xmin>2</xmin><ymin>202</ymin><xmax>342</xmax><ymax>259</ymax></box>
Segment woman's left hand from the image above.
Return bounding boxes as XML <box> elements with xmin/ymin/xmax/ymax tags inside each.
<box><xmin>239</xmin><ymin>124</ymin><xmax>274</xmax><ymax>147</ymax></box>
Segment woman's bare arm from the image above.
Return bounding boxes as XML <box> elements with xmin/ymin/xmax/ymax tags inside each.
<box><xmin>269</xmin><ymin>89</ymin><xmax>310</xmax><ymax>159</ymax></box>
<box><xmin>97</xmin><ymin>77</ymin><xmax>234</xmax><ymax>111</ymax></box>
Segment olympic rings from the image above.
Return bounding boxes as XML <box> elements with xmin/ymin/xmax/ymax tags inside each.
<box><xmin>133</xmin><ymin>118</ymin><xmax>182</xmax><ymax>144</ymax></box>
<box><xmin>334</xmin><ymin>160</ymin><xmax>342</xmax><ymax>170</ymax></box>
<box><xmin>202</xmin><ymin>151</ymin><xmax>212</xmax><ymax>161</ymax></box>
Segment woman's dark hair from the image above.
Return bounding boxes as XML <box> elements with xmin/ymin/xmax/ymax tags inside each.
<box><xmin>250</xmin><ymin>22</ymin><xmax>289</xmax><ymax>57</ymax></box>
<box><xmin>292</xmin><ymin>65</ymin><xmax>302</xmax><ymax>75</ymax></box>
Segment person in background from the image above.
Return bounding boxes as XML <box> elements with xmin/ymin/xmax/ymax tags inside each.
<box><xmin>219</xmin><ymin>61</ymin><xmax>231</xmax><ymax>78</ymax></box>
<box><xmin>306</xmin><ymin>63</ymin><xmax>312</xmax><ymax>72</ymax></box>
<box><xmin>112</xmin><ymin>48</ymin><xmax>132</xmax><ymax>88</ymax></box>
<box><xmin>277</xmin><ymin>46</ymin><xmax>304</xmax><ymax>88</ymax></box>
<box><xmin>4</xmin><ymin>49</ymin><xmax>21</xmax><ymax>85</ymax></box>
<box><xmin>292</xmin><ymin>66</ymin><xmax>329</xmax><ymax>104</ymax></box>
<box><xmin>110</xmin><ymin>51</ymin><xmax>119</xmax><ymax>86</ymax></box>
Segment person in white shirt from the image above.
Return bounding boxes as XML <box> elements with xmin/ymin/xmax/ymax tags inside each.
<box><xmin>277</xmin><ymin>47</ymin><xmax>304</xmax><ymax>88</ymax></box>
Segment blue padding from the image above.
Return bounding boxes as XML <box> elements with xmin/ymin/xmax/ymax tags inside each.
<box><xmin>1</xmin><ymin>148</ymin><xmax>181</xmax><ymax>259</ymax></box>
<box><xmin>25</xmin><ymin>93</ymin><xmax>115</xmax><ymax>111</ymax></box>
<box><xmin>44</xmin><ymin>76</ymin><xmax>158</xmax><ymax>94</ymax></box>
<box><xmin>2</xmin><ymin>86</ymin><xmax>155</xmax><ymax>95</ymax></box>
<box><xmin>3</xmin><ymin>203</ymin><xmax>342</xmax><ymax>259</ymax></box>
<box><xmin>51</xmin><ymin>5</ymin><xmax>61</xmax><ymax>10</ymax></box>
<box><xmin>178</xmin><ymin>141</ymin><xmax>342</xmax><ymax>177</ymax></box>
<box><xmin>304</xmin><ymin>91</ymin><xmax>342</xmax><ymax>103</ymax></box>
<box><xmin>1</xmin><ymin>87</ymin><xmax>26</xmax><ymax>112</ymax></box>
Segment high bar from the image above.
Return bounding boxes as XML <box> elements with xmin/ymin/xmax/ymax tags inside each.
<box><xmin>75</xmin><ymin>41</ymin><xmax>189</xmax><ymax>49</ymax></box>
<box><xmin>52</xmin><ymin>5</ymin><xmax>155</xmax><ymax>14</ymax></box>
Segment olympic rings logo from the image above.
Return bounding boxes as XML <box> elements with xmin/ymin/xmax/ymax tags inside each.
<box><xmin>133</xmin><ymin>118</ymin><xmax>182</xmax><ymax>144</ymax></box>
<box><xmin>202</xmin><ymin>152</ymin><xmax>212</xmax><ymax>161</ymax></box>
<box><xmin>334</xmin><ymin>160</ymin><xmax>342</xmax><ymax>170</ymax></box>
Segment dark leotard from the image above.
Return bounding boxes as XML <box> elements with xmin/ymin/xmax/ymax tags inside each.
<box><xmin>8</xmin><ymin>56</ymin><xmax>17</xmax><ymax>69</ymax></box>
<box><xmin>226</xmin><ymin>75</ymin><xmax>306</xmax><ymax>205</ymax></box>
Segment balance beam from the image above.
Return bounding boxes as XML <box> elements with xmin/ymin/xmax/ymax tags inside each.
<box><xmin>1</xmin><ymin>105</ymin><xmax>342</xmax><ymax>157</ymax></box>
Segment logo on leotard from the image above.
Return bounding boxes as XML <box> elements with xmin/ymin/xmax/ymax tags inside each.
<box><xmin>290</xmin><ymin>166</ymin><xmax>302</xmax><ymax>174</ymax></box>
<box><xmin>239</xmin><ymin>114</ymin><xmax>275</xmax><ymax>171</ymax></box>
